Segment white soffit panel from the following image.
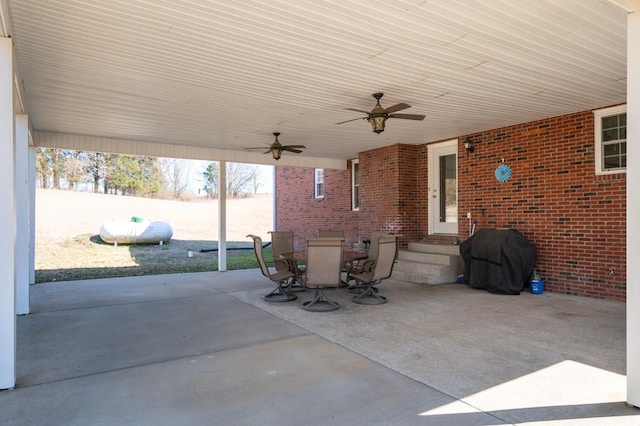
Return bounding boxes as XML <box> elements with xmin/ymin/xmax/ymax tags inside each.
<box><xmin>4</xmin><ymin>0</ymin><xmax>629</xmax><ymax>160</ymax></box>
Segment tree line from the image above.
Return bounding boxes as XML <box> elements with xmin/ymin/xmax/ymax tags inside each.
<box><xmin>36</xmin><ymin>148</ymin><xmax>264</xmax><ymax>200</ymax></box>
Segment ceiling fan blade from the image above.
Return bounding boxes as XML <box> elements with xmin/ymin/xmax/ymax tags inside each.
<box><xmin>282</xmin><ymin>147</ymin><xmax>304</xmax><ymax>153</ymax></box>
<box><xmin>336</xmin><ymin>117</ymin><xmax>367</xmax><ymax>125</ymax></box>
<box><xmin>263</xmin><ymin>150</ymin><xmax>273</xmax><ymax>155</ymax></box>
<box><xmin>281</xmin><ymin>145</ymin><xmax>306</xmax><ymax>149</ymax></box>
<box><xmin>244</xmin><ymin>146</ymin><xmax>269</xmax><ymax>150</ymax></box>
<box><xmin>389</xmin><ymin>113</ymin><xmax>425</xmax><ymax>121</ymax></box>
<box><xmin>383</xmin><ymin>103</ymin><xmax>411</xmax><ymax>114</ymax></box>
<box><xmin>345</xmin><ymin>108</ymin><xmax>371</xmax><ymax>114</ymax></box>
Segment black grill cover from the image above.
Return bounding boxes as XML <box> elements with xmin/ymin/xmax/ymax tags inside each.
<box><xmin>460</xmin><ymin>229</ymin><xmax>537</xmax><ymax>295</ymax></box>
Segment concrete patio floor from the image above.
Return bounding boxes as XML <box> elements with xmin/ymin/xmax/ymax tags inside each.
<box><xmin>1</xmin><ymin>269</ymin><xmax>638</xmax><ymax>425</ymax></box>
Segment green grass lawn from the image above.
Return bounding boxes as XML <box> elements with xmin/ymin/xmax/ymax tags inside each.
<box><xmin>35</xmin><ymin>241</ymin><xmax>273</xmax><ymax>283</ymax></box>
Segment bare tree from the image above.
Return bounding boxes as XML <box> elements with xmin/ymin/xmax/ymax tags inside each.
<box><xmin>86</xmin><ymin>152</ymin><xmax>106</xmax><ymax>193</ymax></box>
<box><xmin>227</xmin><ymin>163</ymin><xmax>259</xmax><ymax>198</ymax></box>
<box><xmin>202</xmin><ymin>162</ymin><xmax>260</xmax><ymax>198</ymax></box>
<box><xmin>50</xmin><ymin>149</ymin><xmax>67</xmax><ymax>189</ymax></box>
<box><xmin>65</xmin><ymin>151</ymin><xmax>86</xmax><ymax>190</ymax></box>
<box><xmin>35</xmin><ymin>147</ymin><xmax>50</xmax><ymax>188</ymax></box>
<box><xmin>250</xmin><ymin>168</ymin><xmax>263</xmax><ymax>194</ymax></box>
<box><xmin>36</xmin><ymin>148</ymin><xmax>80</xmax><ymax>189</ymax></box>
<box><xmin>36</xmin><ymin>148</ymin><xmax>68</xmax><ymax>189</ymax></box>
<box><xmin>162</xmin><ymin>158</ymin><xmax>190</xmax><ymax>200</ymax></box>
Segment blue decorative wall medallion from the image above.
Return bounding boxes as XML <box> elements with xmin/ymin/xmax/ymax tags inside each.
<box><xmin>495</xmin><ymin>164</ymin><xmax>512</xmax><ymax>183</ymax></box>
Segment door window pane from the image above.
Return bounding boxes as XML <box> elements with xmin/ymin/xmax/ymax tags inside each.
<box><xmin>439</xmin><ymin>154</ymin><xmax>457</xmax><ymax>223</ymax></box>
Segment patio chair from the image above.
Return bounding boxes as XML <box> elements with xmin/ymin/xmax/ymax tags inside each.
<box><xmin>350</xmin><ymin>235</ymin><xmax>398</xmax><ymax>305</ymax></box>
<box><xmin>269</xmin><ymin>231</ymin><xmax>304</xmax><ymax>292</ymax></box>
<box><xmin>269</xmin><ymin>231</ymin><xmax>294</xmax><ymax>271</ymax></box>
<box><xmin>346</xmin><ymin>231</ymin><xmax>388</xmax><ymax>285</ymax></box>
<box><xmin>301</xmin><ymin>237</ymin><xmax>344</xmax><ymax>312</ymax></box>
<box><xmin>318</xmin><ymin>230</ymin><xmax>350</xmax><ymax>282</ymax></box>
<box><xmin>247</xmin><ymin>234</ymin><xmax>297</xmax><ymax>302</ymax></box>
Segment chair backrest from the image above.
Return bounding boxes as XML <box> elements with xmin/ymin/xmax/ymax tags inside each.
<box><xmin>247</xmin><ymin>234</ymin><xmax>271</xmax><ymax>278</ymax></box>
<box><xmin>305</xmin><ymin>237</ymin><xmax>343</xmax><ymax>288</ymax></box>
<box><xmin>269</xmin><ymin>231</ymin><xmax>294</xmax><ymax>271</ymax></box>
<box><xmin>318</xmin><ymin>230</ymin><xmax>345</xmax><ymax>238</ymax></box>
<box><xmin>371</xmin><ymin>236</ymin><xmax>398</xmax><ymax>282</ymax></box>
<box><xmin>269</xmin><ymin>231</ymin><xmax>294</xmax><ymax>256</ymax></box>
<box><xmin>367</xmin><ymin>231</ymin><xmax>389</xmax><ymax>262</ymax></box>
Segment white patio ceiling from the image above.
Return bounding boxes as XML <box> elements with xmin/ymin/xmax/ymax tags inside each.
<box><xmin>1</xmin><ymin>0</ymin><xmax>630</xmax><ymax>167</ymax></box>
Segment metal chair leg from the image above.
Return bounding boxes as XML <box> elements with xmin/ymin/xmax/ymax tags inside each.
<box><xmin>302</xmin><ymin>290</ymin><xmax>340</xmax><ymax>312</ymax></box>
<box><xmin>264</xmin><ymin>278</ymin><xmax>297</xmax><ymax>302</ymax></box>
<box><xmin>352</xmin><ymin>285</ymin><xmax>387</xmax><ymax>305</ymax></box>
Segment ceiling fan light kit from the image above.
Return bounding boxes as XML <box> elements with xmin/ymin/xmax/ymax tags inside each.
<box><xmin>244</xmin><ymin>132</ymin><xmax>306</xmax><ymax>160</ymax></box>
<box><xmin>337</xmin><ymin>92</ymin><xmax>425</xmax><ymax>134</ymax></box>
<box><xmin>271</xmin><ymin>147</ymin><xmax>282</xmax><ymax>160</ymax></box>
<box><xmin>369</xmin><ymin>115</ymin><xmax>387</xmax><ymax>134</ymax></box>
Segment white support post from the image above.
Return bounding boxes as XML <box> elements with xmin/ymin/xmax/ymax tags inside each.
<box><xmin>218</xmin><ymin>161</ymin><xmax>227</xmax><ymax>271</ymax></box>
<box><xmin>0</xmin><ymin>36</ymin><xmax>16</xmax><ymax>390</ymax></box>
<box><xmin>28</xmin><ymin>145</ymin><xmax>36</xmax><ymax>285</ymax></box>
<box><xmin>627</xmin><ymin>7</ymin><xmax>640</xmax><ymax>409</ymax></box>
<box><xmin>15</xmin><ymin>114</ymin><xmax>29</xmax><ymax>315</ymax></box>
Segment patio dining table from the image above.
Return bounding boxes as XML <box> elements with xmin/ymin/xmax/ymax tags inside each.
<box><xmin>280</xmin><ymin>249</ymin><xmax>368</xmax><ymax>287</ymax></box>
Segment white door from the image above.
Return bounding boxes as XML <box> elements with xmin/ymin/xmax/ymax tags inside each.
<box><xmin>428</xmin><ymin>140</ymin><xmax>458</xmax><ymax>234</ymax></box>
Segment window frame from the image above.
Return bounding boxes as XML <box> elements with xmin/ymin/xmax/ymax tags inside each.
<box><xmin>351</xmin><ymin>159</ymin><xmax>359</xmax><ymax>211</ymax></box>
<box><xmin>594</xmin><ymin>104</ymin><xmax>627</xmax><ymax>175</ymax></box>
<box><xmin>314</xmin><ymin>168</ymin><xmax>324</xmax><ymax>198</ymax></box>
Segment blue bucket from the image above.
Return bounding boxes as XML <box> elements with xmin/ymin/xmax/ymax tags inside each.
<box><xmin>530</xmin><ymin>279</ymin><xmax>544</xmax><ymax>294</ymax></box>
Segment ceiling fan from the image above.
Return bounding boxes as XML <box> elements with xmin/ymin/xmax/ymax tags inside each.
<box><xmin>337</xmin><ymin>92</ymin><xmax>425</xmax><ymax>134</ymax></box>
<box><xmin>244</xmin><ymin>132</ymin><xmax>306</xmax><ymax>160</ymax></box>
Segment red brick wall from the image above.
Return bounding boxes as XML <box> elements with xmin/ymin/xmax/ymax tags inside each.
<box><xmin>358</xmin><ymin>145</ymin><xmax>417</xmax><ymax>244</ymax></box>
<box><xmin>276</xmin><ymin>108</ymin><xmax>627</xmax><ymax>301</ymax></box>
<box><xmin>457</xmin><ymin>110</ymin><xmax>626</xmax><ymax>300</ymax></box>
<box><xmin>275</xmin><ymin>164</ymin><xmax>360</xmax><ymax>250</ymax></box>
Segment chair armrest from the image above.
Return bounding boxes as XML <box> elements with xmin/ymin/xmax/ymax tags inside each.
<box><xmin>274</xmin><ymin>258</ymin><xmax>290</xmax><ymax>271</ymax></box>
<box><xmin>360</xmin><ymin>259</ymin><xmax>377</xmax><ymax>272</ymax></box>
<box><xmin>348</xmin><ymin>259</ymin><xmax>376</xmax><ymax>274</ymax></box>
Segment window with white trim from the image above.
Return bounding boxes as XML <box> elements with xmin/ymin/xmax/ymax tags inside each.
<box><xmin>314</xmin><ymin>168</ymin><xmax>324</xmax><ymax>198</ymax></box>
<box><xmin>351</xmin><ymin>159</ymin><xmax>359</xmax><ymax>211</ymax></box>
<box><xmin>594</xmin><ymin>105</ymin><xmax>626</xmax><ymax>175</ymax></box>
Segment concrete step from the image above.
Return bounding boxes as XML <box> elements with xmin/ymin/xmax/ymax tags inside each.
<box><xmin>392</xmin><ymin>267</ymin><xmax>459</xmax><ymax>285</ymax></box>
<box><xmin>407</xmin><ymin>242</ymin><xmax>461</xmax><ymax>256</ymax></box>
<box><xmin>391</xmin><ymin>242</ymin><xmax>464</xmax><ymax>285</ymax></box>
<box><xmin>392</xmin><ymin>259</ymin><xmax>462</xmax><ymax>284</ymax></box>
<box><xmin>398</xmin><ymin>250</ymin><xmax>456</xmax><ymax>266</ymax></box>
